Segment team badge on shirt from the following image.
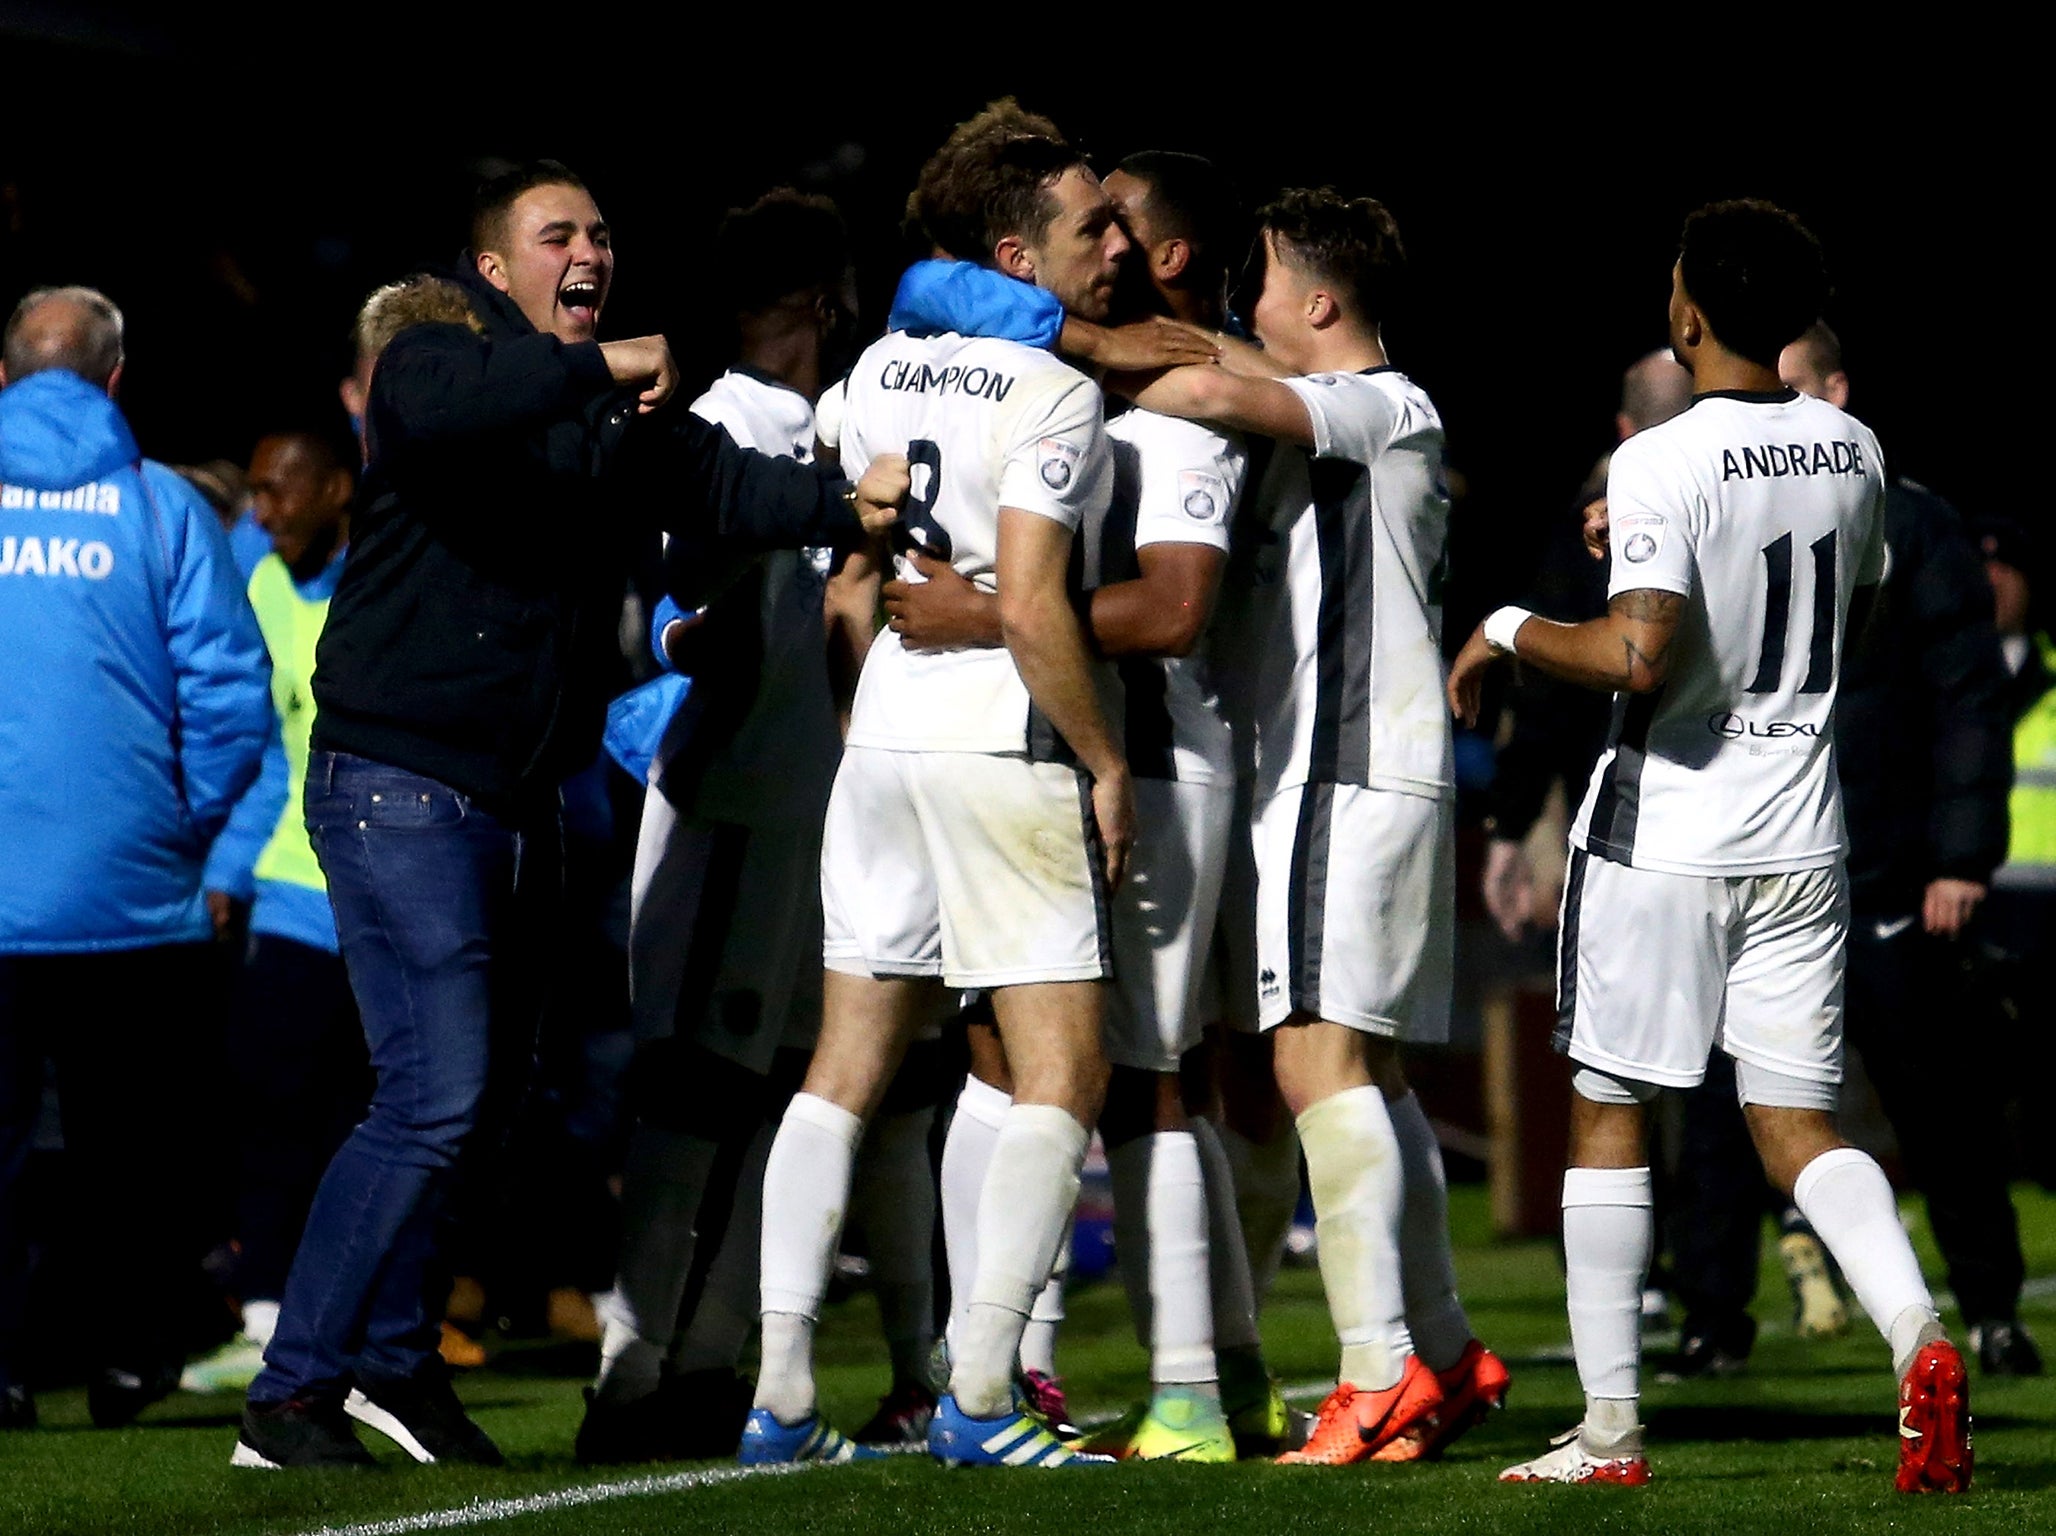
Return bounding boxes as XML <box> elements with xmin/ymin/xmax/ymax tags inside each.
<box><xmin>1039</xmin><ymin>437</ymin><xmax>1081</xmax><ymax>490</ymax></box>
<box><xmin>1178</xmin><ymin>469</ymin><xmax>1228</xmax><ymax>524</ymax></box>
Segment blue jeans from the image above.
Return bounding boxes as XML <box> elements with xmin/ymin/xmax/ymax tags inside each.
<box><xmin>249</xmin><ymin>752</ymin><xmax>557</xmax><ymax>1402</ymax></box>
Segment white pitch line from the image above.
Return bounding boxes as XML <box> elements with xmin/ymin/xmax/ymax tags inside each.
<box><xmin>285</xmin><ymin>1461</ymin><xmax>802</xmax><ymax>1536</ymax></box>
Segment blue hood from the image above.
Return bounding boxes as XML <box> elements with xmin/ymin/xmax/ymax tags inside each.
<box><xmin>0</xmin><ymin>369</ymin><xmax>140</xmax><ymax>488</ymax></box>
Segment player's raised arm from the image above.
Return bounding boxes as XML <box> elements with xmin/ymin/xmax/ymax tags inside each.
<box><xmin>1110</xmin><ymin>364</ymin><xmax>1316</xmax><ymax>448</ymax></box>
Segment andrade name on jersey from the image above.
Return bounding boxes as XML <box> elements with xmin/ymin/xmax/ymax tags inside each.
<box><xmin>877</xmin><ymin>358</ymin><xmax>1015</xmax><ymax>402</ymax></box>
<box><xmin>1719</xmin><ymin>439</ymin><xmax>1865</xmax><ymax>482</ymax></box>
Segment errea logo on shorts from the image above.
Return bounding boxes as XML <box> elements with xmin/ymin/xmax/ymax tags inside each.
<box><xmin>1038</xmin><ymin>437</ymin><xmax>1080</xmax><ymax>490</ymax></box>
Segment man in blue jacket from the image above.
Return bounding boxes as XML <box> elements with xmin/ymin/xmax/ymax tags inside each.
<box><xmin>0</xmin><ymin>285</ymin><xmax>272</xmax><ymax>1432</ymax></box>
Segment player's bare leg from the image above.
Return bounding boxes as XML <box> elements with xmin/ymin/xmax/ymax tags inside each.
<box><xmin>1745</xmin><ymin>1100</ymin><xmax>1967</xmax><ymax>1493</ymax></box>
<box><xmin>749</xmin><ymin>972</ymin><xmax>937</xmax><ymax>1449</ymax></box>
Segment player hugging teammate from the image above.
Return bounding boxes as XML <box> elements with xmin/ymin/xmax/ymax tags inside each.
<box><xmin>627</xmin><ymin>101</ymin><xmax>1956</xmax><ymax>1496</ymax></box>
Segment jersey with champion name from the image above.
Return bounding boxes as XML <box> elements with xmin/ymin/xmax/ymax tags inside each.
<box><xmin>686</xmin><ymin>368</ymin><xmax>840</xmax><ymax>815</ymax></box>
<box><xmin>841</xmin><ymin>329</ymin><xmax>1112</xmax><ymax>754</ymax></box>
<box><xmin>1097</xmin><ymin>408</ymin><xmax>1241</xmax><ymax>784</ymax></box>
<box><xmin>1235</xmin><ymin>367</ymin><xmax>1454</xmax><ymax>802</ymax></box>
<box><xmin>1571</xmin><ymin>388</ymin><xmax>1887</xmax><ymax>876</ymax></box>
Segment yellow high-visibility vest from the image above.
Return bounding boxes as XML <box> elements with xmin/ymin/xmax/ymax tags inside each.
<box><xmin>2001</xmin><ymin>636</ymin><xmax>2056</xmax><ymax>886</ymax></box>
<box><xmin>247</xmin><ymin>554</ymin><xmax>329</xmax><ymax>895</ymax></box>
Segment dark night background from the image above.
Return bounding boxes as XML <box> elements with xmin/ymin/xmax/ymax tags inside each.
<box><xmin>0</xmin><ymin>14</ymin><xmax>2033</xmax><ymax>628</ymax></box>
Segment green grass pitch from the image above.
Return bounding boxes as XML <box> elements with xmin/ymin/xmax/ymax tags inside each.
<box><xmin>5</xmin><ymin>1182</ymin><xmax>2051</xmax><ymax>1536</ymax></box>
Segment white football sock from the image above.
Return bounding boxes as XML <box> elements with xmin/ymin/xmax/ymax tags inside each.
<box><xmin>753</xmin><ymin>1092</ymin><xmax>862</xmax><ymax>1423</ymax></box>
<box><xmin>1296</xmin><ymin>1086</ymin><xmax>1409</xmax><ymax>1391</ymax></box>
<box><xmin>941</xmin><ymin>1074</ymin><xmax>1010</xmax><ymax>1348</ymax></box>
<box><xmin>1389</xmin><ymin>1091</ymin><xmax>1473</xmax><ymax>1371</ymax></box>
<box><xmin>240</xmin><ymin>1299</ymin><xmax>280</xmax><ymax>1348</ymax></box>
<box><xmin>1109</xmin><ymin>1131</ymin><xmax>1219</xmax><ymax>1389</ymax></box>
<box><xmin>850</xmin><ymin>1105</ymin><xmax>938</xmax><ymax>1386</ymax></box>
<box><xmin>1018</xmin><ymin>1236</ymin><xmax>1069</xmax><ymax>1380</ymax></box>
<box><xmin>952</xmin><ymin>1104</ymin><xmax>1088</xmax><ymax>1418</ymax></box>
<box><xmin>1562</xmin><ymin>1165</ymin><xmax>1652</xmax><ymax>1405</ymax></box>
<box><xmin>669</xmin><ymin>1118</ymin><xmax>774</xmax><ymax>1376</ymax></box>
<box><xmin>1220</xmin><ymin>1117</ymin><xmax>1301</xmax><ymax>1304</ymax></box>
<box><xmin>1791</xmin><ymin>1146</ymin><xmax>1941</xmax><ymax>1377</ymax></box>
<box><xmin>594</xmin><ymin>1124</ymin><xmax>719</xmax><ymax>1403</ymax></box>
<box><xmin>1190</xmin><ymin>1117</ymin><xmax>1263</xmax><ymax>1357</ymax></box>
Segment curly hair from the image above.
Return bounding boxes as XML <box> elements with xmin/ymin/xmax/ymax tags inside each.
<box><xmin>907</xmin><ymin>100</ymin><xmax>1082</xmax><ymax>264</ymax></box>
<box><xmin>1258</xmin><ymin>187</ymin><xmax>1406</xmax><ymax>326</ymax></box>
<box><xmin>1677</xmin><ymin>200</ymin><xmax>1828</xmax><ymax>369</ymax></box>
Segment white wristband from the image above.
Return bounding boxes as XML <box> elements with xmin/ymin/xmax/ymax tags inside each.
<box><xmin>1483</xmin><ymin>605</ymin><xmax>1533</xmax><ymax>657</ymax></box>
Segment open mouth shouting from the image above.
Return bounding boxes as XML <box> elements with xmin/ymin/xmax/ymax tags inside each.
<box><xmin>559</xmin><ymin>277</ymin><xmax>605</xmax><ymax>338</ymax></box>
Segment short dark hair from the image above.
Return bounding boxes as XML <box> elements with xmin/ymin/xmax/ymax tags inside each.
<box><xmin>1259</xmin><ymin>188</ymin><xmax>1406</xmax><ymax>325</ymax></box>
<box><xmin>1115</xmin><ymin>150</ymin><xmax>1243</xmax><ymax>288</ymax></box>
<box><xmin>714</xmin><ymin>189</ymin><xmax>851</xmax><ymax>314</ymax></box>
<box><xmin>255</xmin><ymin>422</ymin><xmax>359</xmax><ymax>483</ymax></box>
<box><xmin>1789</xmin><ymin>318</ymin><xmax>1843</xmax><ymax>379</ymax></box>
<box><xmin>909</xmin><ymin>102</ymin><xmax>1084</xmax><ymax>265</ymax></box>
<box><xmin>1677</xmin><ymin>199</ymin><xmax>1828</xmax><ymax>369</ymax></box>
<box><xmin>470</xmin><ymin>158</ymin><xmax>590</xmax><ymax>255</ymax></box>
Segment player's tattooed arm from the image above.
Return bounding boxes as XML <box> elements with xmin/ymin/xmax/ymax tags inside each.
<box><xmin>1448</xmin><ymin>587</ymin><xmax>1685</xmax><ymax>726</ymax></box>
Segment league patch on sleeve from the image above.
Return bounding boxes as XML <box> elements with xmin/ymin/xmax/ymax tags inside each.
<box><xmin>1616</xmin><ymin>510</ymin><xmax>1666</xmax><ymax>564</ymax></box>
<box><xmin>1177</xmin><ymin>469</ymin><xmax>1228</xmax><ymax>524</ymax></box>
<box><xmin>1038</xmin><ymin>437</ymin><xmax>1081</xmax><ymax>491</ymax></box>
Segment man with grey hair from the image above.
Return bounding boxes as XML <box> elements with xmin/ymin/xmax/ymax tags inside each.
<box><xmin>0</xmin><ymin>284</ymin><xmax>272</xmax><ymax>1433</ymax></box>
<box><xmin>1</xmin><ymin>285</ymin><xmax>126</xmax><ymax>387</ymax></box>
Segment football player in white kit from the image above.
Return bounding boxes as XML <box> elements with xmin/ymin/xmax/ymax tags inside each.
<box><xmin>1450</xmin><ymin>200</ymin><xmax>1971</xmax><ymax>1494</ymax></box>
<box><xmin>1125</xmin><ymin>189</ymin><xmax>1506</xmax><ymax>1466</ymax></box>
<box><xmin>742</xmin><ymin>121</ymin><xmax>1132</xmax><ymax>1470</ymax></box>
<box><xmin>581</xmin><ymin>190</ymin><xmax>896</xmax><ymax>1463</ymax></box>
<box><xmin>882</xmin><ymin>149</ymin><xmax>1291</xmax><ymax>1461</ymax></box>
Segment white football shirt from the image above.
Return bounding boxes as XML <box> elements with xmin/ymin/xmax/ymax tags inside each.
<box><xmin>840</xmin><ymin>329</ymin><xmax>1112</xmax><ymax>755</ymax></box>
<box><xmin>1098</xmin><ymin>408</ymin><xmax>1241</xmax><ymax>784</ymax></box>
<box><xmin>685</xmin><ymin>369</ymin><xmax>840</xmax><ymax>815</ymax></box>
<box><xmin>1234</xmin><ymin>368</ymin><xmax>1454</xmax><ymax>803</ymax></box>
<box><xmin>1570</xmin><ymin>388</ymin><xmax>1888</xmax><ymax>875</ymax></box>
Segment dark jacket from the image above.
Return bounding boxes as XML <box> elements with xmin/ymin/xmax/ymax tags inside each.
<box><xmin>1836</xmin><ymin>480</ymin><xmax>2012</xmax><ymax>913</ymax></box>
<box><xmin>1484</xmin><ymin>485</ymin><xmax>1614</xmax><ymax>841</ymax></box>
<box><xmin>311</xmin><ymin>265</ymin><xmax>862</xmax><ymax>814</ymax></box>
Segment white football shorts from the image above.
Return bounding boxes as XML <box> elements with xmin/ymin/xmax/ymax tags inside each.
<box><xmin>627</xmin><ymin>786</ymin><xmax>824</xmax><ymax>1076</ymax></box>
<box><xmin>1555</xmin><ymin>850</ymin><xmax>1848</xmax><ymax>1090</ymax></box>
<box><xmin>1104</xmin><ymin>777</ymin><xmax>1233</xmax><ymax>1072</ymax></box>
<box><xmin>1252</xmin><ymin>780</ymin><xmax>1454</xmax><ymax>1039</ymax></box>
<box><xmin>821</xmin><ymin>746</ymin><xmax>1112</xmax><ymax>989</ymax></box>
<box><xmin>1206</xmin><ymin>774</ymin><xmax>1261</xmax><ymax>1035</ymax></box>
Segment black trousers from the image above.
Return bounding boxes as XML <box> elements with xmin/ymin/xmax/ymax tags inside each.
<box><xmin>0</xmin><ymin>943</ymin><xmax>219</xmax><ymax>1386</ymax></box>
<box><xmin>228</xmin><ymin>933</ymin><xmax>371</xmax><ymax>1303</ymax></box>
<box><xmin>1669</xmin><ymin>915</ymin><xmax>2027</xmax><ymax>1329</ymax></box>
